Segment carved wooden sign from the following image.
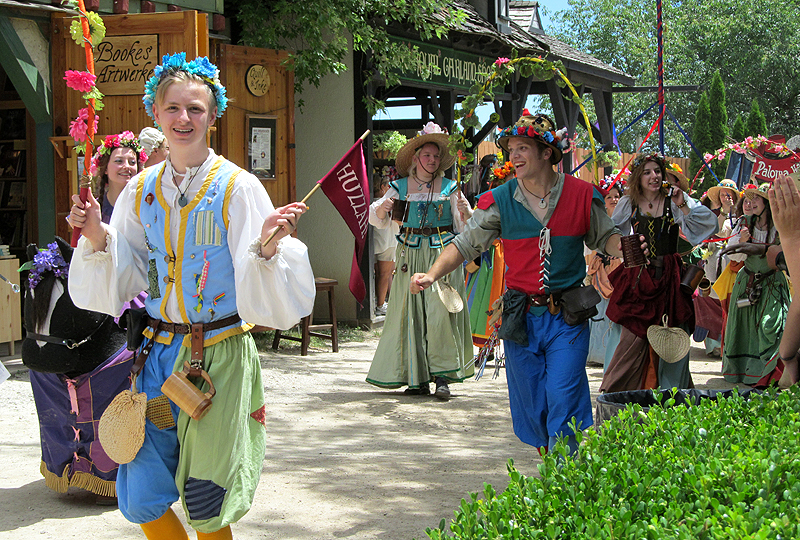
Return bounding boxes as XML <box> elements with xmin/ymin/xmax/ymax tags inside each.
<box><xmin>94</xmin><ymin>35</ymin><xmax>158</xmax><ymax>96</ymax></box>
<box><xmin>246</xmin><ymin>64</ymin><xmax>270</xmax><ymax>97</ymax></box>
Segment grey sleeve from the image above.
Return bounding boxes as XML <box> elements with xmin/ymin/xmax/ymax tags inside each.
<box><xmin>585</xmin><ymin>197</ymin><xmax>621</xmax><ymax>254</ymax></box>
<box><xmin>673</xmin><ymin>199</ymin><xmax>720</xmax><ymax>245</ymax></box>
<box><xmin>452</xmin><ymin>204</ymin><xmax>502</xmax><ymax>261</ymax></box>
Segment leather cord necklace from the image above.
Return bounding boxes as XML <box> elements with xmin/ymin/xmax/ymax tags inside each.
<box><xmin>520</xmin><ymin>179</ymin><xmax>552</xmax><ymax>209</ymax></box>
<box><xmin>176</xmin><ymin>166</ymin><xmax>202</xmax><ymax>207</ymax></box>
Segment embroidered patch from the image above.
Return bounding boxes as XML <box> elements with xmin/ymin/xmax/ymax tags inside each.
<box><xmin>250</xmin><ymin>405</ymin><xmax>266</xmax><ymax>428</ymax></box>
<box><xmin>147</xmin><ymin>259</ymin><xmax>162</xmax><ymax>299</ymax></box>
<box><xmin>194</xmin><ymin>211</ymin><xmax>222</xmax><ymax>246</ymax></box>
<box><xmin>145</xmin><ymin>193</ymin><xmax>154</xmax><ymax>205</ymax></box>
<box><xmin>184</xmin><ymin>477</ymin><xmax>227</xmax><ymax>520</ymax></box>
<box><xmin>146</xmin><ymin>395</ymin><xmax>175</xmax><ymax>430</ymax></box>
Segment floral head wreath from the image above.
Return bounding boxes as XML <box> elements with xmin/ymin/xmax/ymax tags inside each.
<box><xmin>496</xmin><ymin>109</ymin><xmax>573</xmax><ymax>163</ymax></box>
<box><xmin>90</xmin><ymin>131</ymin><xmax>147</xmax><ymax>176</ymax></box>
<box><xmin>19</xmin><ymin>242</ymin><xmax>69</xmax><ymax>290</ymax></box>
<box><xmin>632</xmin><ymin>151</ymin><xmax>666</xmax><ymax>171</ymax></box>
<box><xmin>489</xmin><ymin>159</ymin><xmax>515</xmax><ymax>187</ymax></box>
<box><xmin>598</xmin><ymin>175</ymin><xmax>624</xmax><ymax>195</ymax></box>
<box><xmin>143</xmin><ymin>53</ymin><xmax>228</xmax><ymax>121</ymax></box>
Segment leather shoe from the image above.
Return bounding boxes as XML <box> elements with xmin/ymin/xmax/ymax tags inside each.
<box><xmin>404</xmin><ymin>384</ymin><xmax>430</xmax><ymax>395</ymax></box>
<box><xmin>434</xmin><ymin>377</ymin><xmax>450</xmax><ymax>400</ymax></box>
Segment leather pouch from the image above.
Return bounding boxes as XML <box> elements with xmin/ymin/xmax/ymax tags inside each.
<box><xmin>559</xmin><ymin>285</ymin><xmax>601</xmax><ymax>326</ymax></box>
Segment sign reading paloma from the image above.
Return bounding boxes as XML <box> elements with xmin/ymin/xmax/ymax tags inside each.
<box><xmin>94</xmin><ymin>35</ymin><xmax>158</xmax><ymax>96</ymax></box>
<box><xmin>390</xmin><ymin>37</ymin><xmax>492</xmax><ymax>91</ymax></box>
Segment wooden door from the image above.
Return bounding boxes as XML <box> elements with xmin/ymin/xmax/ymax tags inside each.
<box><xmin>51</xmin><ymin>11</ymin><xmax>209</xmax><ymax>240</ymax></box>
<box><xmin>215</xmin><ymin>44</ymin><xmax>296</xmax><ymax>207</ymax></box>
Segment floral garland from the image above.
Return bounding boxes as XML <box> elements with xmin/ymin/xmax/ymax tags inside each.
<box><xmin>143</xmin><ymin>53</ymin><xmax>228</xmax><ymax>121</ymax></box>
<box><xmin>631</xmin><ymin>151</ymin><xmax>666</xmax><ymax>170</ymax></box>
<box><xmin>19</xmin><ymin>242</ymin><xmax>69</xmax><ymax>290</ymax></box>
<box><xmin>90</xmin><ymin>131</ymin><xmax>147</xmax><ymax>176</ymax></box>
<box><xmin>702</xmin><ymin>135</ymin><xmax>795</xmax><ymax>165</ymax></box>
<box><xmin>489</xmin><ymin>159</ymin><xmax>514</xmax><ymax>187</ymax></box>
<box><xmin>449</xmin><ymin>53</ymin><xmax>597</xmax><ymax>183</ymax></box>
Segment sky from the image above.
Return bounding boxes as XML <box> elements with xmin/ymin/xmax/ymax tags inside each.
<box><xmin>374</xmin><ymin>0</ymin><xmax>573</xmax><ymax>125</ymax></box>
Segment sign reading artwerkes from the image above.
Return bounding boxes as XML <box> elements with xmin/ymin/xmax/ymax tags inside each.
<box><xmin>94</xmin><ymin>35</ymin><xmax>158</xmax><ymax>96</ymax></box>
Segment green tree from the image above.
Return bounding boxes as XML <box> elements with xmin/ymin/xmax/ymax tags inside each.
<box><xmin>707</xmin><ymin>70</ymin><xmax>728</xmax><ymax>180</ymax></box>
<box><xmin>690</xmin><ymin>92</ymin><xmax>713</xmax><ymax>191</ymax></box>
<box><xmin>731</xmin><ymin>114</ymin><xmax>745</xmax><ymax>142</ymax></box>
<box><xmin>549</xmin><ymin>0</ymin><xmax>800</xmax><ymax>156</ymax></box>
<box><xmin>231</xmin><ymin>0</ymin><xmax>465</xmax><ymax>112</ymax></box>
<box><xmin>746</xmin><ymin>98</ymin><xmax>769</xmax><ymax>138</ymax></box>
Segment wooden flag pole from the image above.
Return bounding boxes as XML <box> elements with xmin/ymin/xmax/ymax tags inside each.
<box><xmin>261</xmin><ymin>130</ymin><xmax>371</xmax><ymax>247</ymax></box>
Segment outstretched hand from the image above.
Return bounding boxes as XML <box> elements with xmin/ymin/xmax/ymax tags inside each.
<box><xmin>719</xmin><ymin>242</ymin><xmax>767</xmax><ymax>259</ymax></box>
<box><xmin>769</xmin><ymin>174</ymin><xmax>800</xmax><ymax>247</ymax></box>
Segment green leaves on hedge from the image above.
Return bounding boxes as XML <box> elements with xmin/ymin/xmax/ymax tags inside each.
<box><xmin>425</xmin><ymin>387</ymin><xmax>800</xmax><ymax>539</ymax></box>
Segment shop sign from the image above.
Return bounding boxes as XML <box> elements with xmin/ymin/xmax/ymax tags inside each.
<box><xmin>246</xmin><ymin>65</ymin><xmax>271</xmax><ymax>97</ymax></box>
<box><xmin>389</xmin><ymin>37</ymin><xmax>492</xmax><ymax>91</ymax></box>
<box><xmin>94</xmin><ymin>35</ymin><xmax>158</xmax><ymax>96</ymax></box>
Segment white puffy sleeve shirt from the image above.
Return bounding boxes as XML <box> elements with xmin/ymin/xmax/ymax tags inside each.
<box><xmin>68</xmin><ymin>150</ymin><xmax>315</xmax><ymax>330</ymax></box>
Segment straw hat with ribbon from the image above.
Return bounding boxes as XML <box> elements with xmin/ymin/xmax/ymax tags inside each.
<box><xmin>707</xmin><ymin>178</ymin><xmax>740</xmax><ymax>207</ymax></box>
<box><xmin>665</xmin><ymin>161</ymin><xmax>690</xmax><ymax>192</ymax></box>
<box><xmin>742</xmin><ymin>182</ymin><xmax>770</xmax><ymax>201</ymax></box>
<box><xmin>394</xmin><ymin>122</ymin><xmax>455</xmax><ymax>175</ymax></box>
<box><xmin>496</xmin><ymin>109</ymin><xmax>572</xmax><ymax>164</ymax></box>
<box><xmin>647</xmin><ymin>314</ymin><xmax>691</xmax><ymax>364</ymax></box>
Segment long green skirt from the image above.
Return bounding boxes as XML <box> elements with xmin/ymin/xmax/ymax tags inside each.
<box><xmin>722</xmin><ymin>256</ymin><xmax>790</xmax><ymax>385</ymax></box>
<box><xmin>367</xmin><ymin>241</ymin><xmax>474</xmax><ymax>389</ymax></box>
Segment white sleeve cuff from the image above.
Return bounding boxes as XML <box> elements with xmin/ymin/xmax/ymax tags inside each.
<box><xmin>249</xmin><ymin>236</ymin><xmax>283</xmax><ymax>268</ymax></box>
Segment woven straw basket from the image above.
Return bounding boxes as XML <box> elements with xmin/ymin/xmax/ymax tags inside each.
<box><xmin>98</xmin><ymin>383</ymin><xmax>147</xmax><ymax>464</ymax></box>
<box><xmin>647</xmin><ymin>314</ymin><xmax>690</xmax><ymax>364</ymax></box>
<box><xmin>434</xmin><ymin>279</ymin><xmax>463</xmax><ymax>313</ymax></box>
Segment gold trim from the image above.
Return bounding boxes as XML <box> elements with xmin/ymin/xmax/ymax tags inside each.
<box><xmin>222</xmin><ymin>168</ymin><xmax>242</xmax><ymax>230</ymax></box>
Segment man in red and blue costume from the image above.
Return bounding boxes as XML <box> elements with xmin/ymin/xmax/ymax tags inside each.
<box><xmin>412</xmin><ymin>111</ymin><xmax>632</xmax><ymax>456</ymax></box>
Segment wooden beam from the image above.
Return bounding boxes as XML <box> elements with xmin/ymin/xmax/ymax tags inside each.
<box><xmin>0</xmin><ymin>15</ymin><xmax>51</xmax><ymax>124</ymax></box>
<box><xmin>612</xmin><ymin>85</ymin><xmax>703</xmax><ymax>93</ymax></box>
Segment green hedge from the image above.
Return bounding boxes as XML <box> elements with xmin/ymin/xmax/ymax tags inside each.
<box><xmin>425</xmin><ymin>387</ymin><xmax>800</xmax><ymax>540</ymax></box>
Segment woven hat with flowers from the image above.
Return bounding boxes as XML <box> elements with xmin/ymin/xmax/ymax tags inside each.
<box><xmin>742</xmin><ymin>182</ymin><xmax>770</xmax><ymax>200</ymax></box>
<box><xmin>90</xmin><ymin>131</ymin><xmax>147</xmax><ymax>177</ymax></box>
<box><xmin>664</xmin><ymin>161</ymin><xmax>690</xmax><ymax>192</ymax></box>
<box><xmin>496</xmin><ymin>109</ymin><xmax>572</xmax><ymax>164</ymax></box>
<box><xmin>394</xmin><ymin>122</ymin><xmax>455</xmax><ymax>175</ymax></box>
<box><xmin>707</xmin><ymin>178</ymin><xmax>740</xmax><ymax>207</ymax></box>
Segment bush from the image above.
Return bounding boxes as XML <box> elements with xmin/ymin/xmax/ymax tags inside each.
<box><xmin>424</xmin><ymin>387</ymin><xmax>800</xmax><ymax>540</ymax></box>
<box><xmin>373</xmin><ymin>131</ymin><xmax>408</xmax><ymax>159</ymax></box>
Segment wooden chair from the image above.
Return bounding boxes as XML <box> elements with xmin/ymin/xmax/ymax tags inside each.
<box><xmin>272</xmin><ymin>277</ymin><xmax>339</xmax><ymax>356</ymax></box>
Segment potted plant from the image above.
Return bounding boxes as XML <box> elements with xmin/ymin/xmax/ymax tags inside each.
<box><xmin>372</xmin><ymin>131</ymin><xmax>408</xmax><ymax>160</ymax></box>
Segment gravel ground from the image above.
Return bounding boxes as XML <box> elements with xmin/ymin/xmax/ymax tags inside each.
<box><xmin>0</xmin><ymin>336</ymin><xmax>735</xmax><ymax>540</ymax></box>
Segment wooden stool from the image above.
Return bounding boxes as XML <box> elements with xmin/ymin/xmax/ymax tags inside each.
<box><xmin>272</xmin><ymin>277</ymin><xmax>339</xmax><ymax>356</ymax></box>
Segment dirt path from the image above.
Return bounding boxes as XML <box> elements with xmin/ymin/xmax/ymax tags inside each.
<box><xmin>0</xmin><ymin>338</ymin><xmax>733</xmax><ymax>540</ymax></box>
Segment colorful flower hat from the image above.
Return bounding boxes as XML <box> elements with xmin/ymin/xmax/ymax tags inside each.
<box><xmin>597</xmin><ymin>175</ymin><xmax>625</xmax><ymax>197</ymax></box>
<box><xmin>707</xmin><ymin>178</ymin><xmax>740</xmax><ymax>207</ymax></box>
<box><xmin>496</xmin><ymin>110</ymin><xmax>572</xmax><ymax>164</ymax></box>
<box><xmin>742</xmin><ymin>182</ymin><xmax>770</xmax><ymax>200</ymax></box>
<box><xmin>90</xmin><ymin>131</ymin><xmax>147</xmax><ymax>176</ymax></box>
<box><xmin>394</xmin><ymin>122</ymin><xmax>455</xmax><ymax>174</ymax></box>
<box><xmin>665</xmin><ymin>161</ymin><xmax>690</xmax><ymax>192</ymax></box>
<box><xmin>143</xmin><ymin>53</ymin><xmax>228</xmax><ymax>121</ymax></box>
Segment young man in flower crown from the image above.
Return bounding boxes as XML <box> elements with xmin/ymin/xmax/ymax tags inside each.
<box><xmin>411</xmin><ymin>111</ymin><xmax>632</xmax><ymax>456</ymax></box>
<box><xmin>67</xmin><ymin>53</ymin><xmax>315</xmax><ymax>539</ymax></box>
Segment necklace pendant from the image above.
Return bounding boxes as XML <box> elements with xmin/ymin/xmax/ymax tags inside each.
<box><xmin>178</xmin><ymin>194</ymin><xmax>189</xmax><ymax>207</ymax></box>
<box><xmin>417</xmin><ymin>183</ymin><xmax>423</xmax><ymax>191</ymax></box>
<box><xmin>538</xmin><ymin>198</ymin><xmax>547</xmax><ymax>209</ymax></box>
<box><xmin>648</xmin><ymin>202</ymin><xmax>653</xmax><ymax>209</ymax></box>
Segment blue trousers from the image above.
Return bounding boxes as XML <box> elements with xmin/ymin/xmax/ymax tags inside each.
<box><xmin>504</xmin><ymin>310</ymin><xmax>593</xmax><ymax>448</ymax></box>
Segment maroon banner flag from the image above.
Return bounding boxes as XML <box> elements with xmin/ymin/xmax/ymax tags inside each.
<box><xmin>318</xmin><ymin>139</ymin><xmax>370</xmax><ymax>304</ymax></box>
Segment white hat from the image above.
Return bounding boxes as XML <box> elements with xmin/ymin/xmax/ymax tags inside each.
<box><xmin>138</xmin><ymin>127</ymin><xmax>166</xmax><ymax>155</ymax></box>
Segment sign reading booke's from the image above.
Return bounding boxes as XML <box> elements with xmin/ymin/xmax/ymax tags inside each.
<box><xmin>94</xmin><ymin>35</ymin><xmax>158</xmax><ymax>96</ymax></box>
<box><xmin>246</xmin><ymin>65</ymin><xmax>271</xmax><ymax>97</ymax></box>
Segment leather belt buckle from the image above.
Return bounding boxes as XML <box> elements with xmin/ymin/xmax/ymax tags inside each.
<box><xmin>174</xmin><ymin>323</ymin><xmax>191</xmax><ymax>334</ymax></box>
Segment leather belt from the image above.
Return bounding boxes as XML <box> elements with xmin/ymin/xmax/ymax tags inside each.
<box><xmin>404</xmin><ymin>225</ymin><xmax>453</xmax><ymax>235</ymax></box>
<box><xmin>146</xmin><ymin>314</ymin><xmax>242</xmax><ymax>368</ymax></box>
<box><xmin>146</xmin><ymin>314</ymin><xmax>241</xmax><ymax>335</ymax></box>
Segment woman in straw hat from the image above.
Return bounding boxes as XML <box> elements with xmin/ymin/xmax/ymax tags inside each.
<box><xmin>719</xmin><ymin>182</ymin><xmax>790</xmax><ymax>386</ymax></box>
<box><xmin>601</xmin><ymin>152</ymin><xmax>718</xmax><ymax>393</ymax></box>
<box><xmin>367</xmin><ymin>122</ymin><xmax>474</xmax><ymax>399</ymax></box>
<box><xmin>67</xmin><ymin>53</ymin><xmax>315</xmax><ymax>539</ymax></box>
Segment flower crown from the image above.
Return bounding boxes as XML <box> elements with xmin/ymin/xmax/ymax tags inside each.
<box><xmin>490</xmin><ymin>160</ymin><xmax>515</xmax><ymax>186</ymax></box>
<box><xmin>90</xmin><ymin>131</ymin><xmax>147</xmax><ymax>176</ymax></box>
<box><xmin>19</xmin><ymin>242</ymin><xmax>69</xmax><ymax>290</ymax></box>
<box><xmin>632</xmin><ymin>151</ymin><xmax>666</xmax><ymax>170</ymax></box>
<box><xmin>416</xmin><ymin>121</ymin><xmax>448</xmax><ymax>137</ymax></box>
<box><xmin>143</xmin><ymin>53</ymin><xmax>228</xmax><ymax>121</ymax></box>
<box><xmin>497</xmin><ymin>109</ymin><xmax>572</xmax><ymax>153</ymax></box>
<box><xmin>598</xmin><ymin>175</ymin><xmax>625</xmax><ymax>193</ymax></box>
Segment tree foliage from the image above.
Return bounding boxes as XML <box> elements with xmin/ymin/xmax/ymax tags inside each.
<box><xmin>708</xmin><ymin>70</ymin><xmax>728</xmax><ymax>182</ymax></box>
<box><xmin>746</xmin><ymin>98</ymin><xmax>769</xmax><ymax>139</ymax></box>
<box><xmin>549</xmin><ymin>0</ymin><xmax>800</xmax><ymax>158</ymax></box>
<box><xmin>232</xmin><ymin>0</ymin><xmax>464</xmax><ymax>112</ymax></box>
<box><xmin>731</xmin><ymin>114</ymin><xmax>745</xmax><ymax>143</ymax></box>
<box><xmin>690</xmin><ymin>92</ymin><xmax>713</xmax><ymax>191</ymax></box>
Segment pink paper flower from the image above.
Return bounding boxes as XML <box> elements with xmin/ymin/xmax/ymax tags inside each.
<box><xmin>495</xmin><ymin>57</ymin><xmax>510</xmax><ymax>66</ymax></box>
<box><xmin>703</xmin><ymin>153</ymin><xmax>714</xmax><ymax>163</ymax></box>
<box><xmin>68</xmin><ymin>107</ymin><xmax>98</xmax><ymax>143</ymax></box>
<box><xmin>139</xmin><ymin>150</ymin><xmax>148</xmax><ymax>163</ymax></box>
<box><xmin>64</xmin><ymin>70</ymin><xmax>97</xmax><ymax>93</ymax></box>
<box><xmin>744</xmin><ymin>136</ymin><xmax>754</xmax><ymax>145</ymax></box>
